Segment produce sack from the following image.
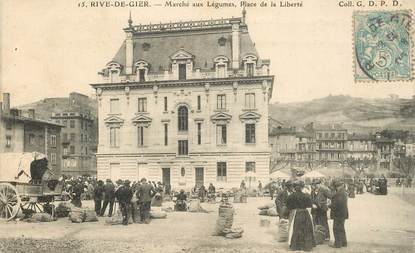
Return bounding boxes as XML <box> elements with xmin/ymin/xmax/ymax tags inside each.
<box><xmin>214</xmin><ymin>203</ymin><xmax>234</xmax><ymax>235</ymax></box>
<box><xmin>131</xmin><ymin>204</ymin><xmax>141</xmax><ymax>223</ymax></box>
<box><xmin>69</xmin><ymin>208</ymin><xmax>86</xmax><ymax>223</ymax></box>
<box><xmin>277</xmin><ymin>219</ymin><xmax>289</xmax><ymax>242</ymax></box>
<box><xmin>233</xmin><ymin>193</ymin><xmax>242</xmax><ymax>203</ymax></box>
<box><xmin>55</xmin><ymin>202</ymin><xmax>72</xmax><ymax>217</ymax></box>
<box><xmin>258</xmin><ymin>202</ymin><xmax>275</xmax><ymax>210</ymax></box>
<box><xmin>84</xmin><ymin>209</ymin><xmax>98</xmax><ymax>222</ymax></box>
<box><xmin>188</xmin><ymin>199</ymin><xmax>207</xmax><ymax>213</ymax></box>
<box><xmin>161</xmin><ymin>207</ymin><xmax>173</xmax><ymax>213</ymax></box>
<box><xmin>225</xmin><ymin>232</ymin><xmax>242</xmax><ymax>239</ymax></box>
<box><xmin>151</xmin><ymin>193</ymin><xmax>163</xmax><ymax>207</ymax></box>
<box><xmin>150</xmin><ymin>210</ymin><xmax>167</xmax><ymax>219</ymax></box>
<box><xmin>223</xmin><ymin>227</ymin><xmax>244</xmax><ymax>239</ymax></box>
<box><xmin>260</xmin><ymin>218</ymin><xmax>270</xmax><ymax>227</ymax></box>
<box><xmin>266</xmin><ymin>208</ymin><xmax>278</xmax><ymax>217</ymax></box>
<box><xmin>105</xmin><ymin>210</ymin><xmax>123</xmax><ymax>225</ymax></box>
<box><xmin>30</xmin><ymin>213</ymin><xmax>53</xmax><ymax>222</ymax></box>
<box><xmin>314</xmin><ymin>225</ymin><xmax>326</xmax><ymax>245</ymax></box>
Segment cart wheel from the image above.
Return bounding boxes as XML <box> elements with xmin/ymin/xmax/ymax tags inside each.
<box><xmin>0</xmin><ymin>183</ymin><xmax>21</xmax><ymax>221</ymax></box>
<box><xmin>21</xmin><ymin>202</ymin><xmax>44</xmax><ymax>213</ymax></box>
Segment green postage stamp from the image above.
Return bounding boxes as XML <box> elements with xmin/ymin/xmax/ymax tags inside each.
<box><xmin>354</xmin><ymin>10</ymin><xmax>413</xmax><ymax>82</ymax></box>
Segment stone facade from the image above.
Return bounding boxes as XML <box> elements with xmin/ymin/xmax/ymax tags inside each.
<box><xmin>270</xmin><ymin>122</ymin><xmax>415</xmax><ymax>172</ymax></box>
<box><xmin>1</xmin><ymin>93</ymin><xmax>63</xmax><ymax>175</ymax></box>
<box><xmin>91</xmin><ymin>15</ymin><xmax>274</xmax><ymax>189</ymax></box>
<box><xmin>51</xmin><ymin>111</ymin><xmax>97</xmax><ymax>176</ymax></box>
<box><xmin>346</xmin><ymin>133</ymin><xmax>377</xmax><ymax>160</ymax></box>
<box><xmin>314</xmin><ymin>124</ymin><xmax>348</xmax><ymax>162</ymax></box>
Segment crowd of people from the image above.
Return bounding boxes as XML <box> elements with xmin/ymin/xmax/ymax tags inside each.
<box><xmin>58</xmin><ymin>174</ymin><xmax>410</xmax><ymax>250</ymax></box>
<box><xmin>265</xmin><ymin>175</ymin><xmax>390</xmax><ymax>200</ymax></box>
<box><xmin>272</xmin><ymin>178</ymin><xmax>349</xmax><ymax>251</ymax></box>
<box><xmin>266</xmin><ymin>174</ymin><xmax>399</xmax><ymax>251</ymax></box>
<box><xmin>63</xmin><ymin>176</ymin><xmax>221</xmax><ymax>224</ymax></box>
<box><xmin>63</xmin><ymin>177</ymin><xmax>168</xmax><ymax>225</ymax></box>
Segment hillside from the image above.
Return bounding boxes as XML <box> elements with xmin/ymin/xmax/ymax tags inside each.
<box><xmin>270</xmin><ymin>95</ymin><xmax>415</xmax><ymax>132</ymax></box>
<box><xmin>17</xmin><ymin>96</ymin><xmax>97</xmax><ymax>121</ymax></box>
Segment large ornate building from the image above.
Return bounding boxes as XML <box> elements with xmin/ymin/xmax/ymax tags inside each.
<box><xmin>91</xmin><ymin>13</ymin><xmax>274</xmax><ymax>189</ymax></box>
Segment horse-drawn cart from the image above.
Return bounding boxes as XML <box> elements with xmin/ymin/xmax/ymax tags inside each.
<box><xmin>0</xmin><ymin>152</ymin><xmax>63</xmax><ymax>221</ymax></box>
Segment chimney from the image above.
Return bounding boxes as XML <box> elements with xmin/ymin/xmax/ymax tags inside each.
<box><xmin>125</xmin><ymin>12</ymin><xmax>134</xmax><ymax>75</ymax></box>
<box><xmin>28</xmin><ymin>109</ymin><xmax>35</xmax><ymax>118</ymax></box>
<box><xmin>231</xmin><ymin>19</ymin><xmax>240</xmax><ymax>70</ymax></box>
<box><xmin>3</xmin><ymin>93</ymin><xmax>10</xmax><ymax>114</ymax></box>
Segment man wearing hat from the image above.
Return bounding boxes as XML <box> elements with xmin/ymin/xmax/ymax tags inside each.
<box><xmin>275</xmin><ymin>180</ymin><xmax>292</xmax><ymax>219</ymax></box>
<box><xmin>311</xmin><ymin>178</ymin><xmax>332</xmax><ymax>241</ymax></box>
<box><xmin>101</xmin><ymin>179</ymin><xmax>116</xmax><ymax>217</ymax></box>
<box><xmin>115</xmin><ymin>180</ymin><xmax>133</xmax><ymax>225</ymax></box>
<box><xmin>136</xmin><ymin>178</ymin><xmax>156</xmax><ymax>224</ymax></box>
<box><xmin>329</xmin><ymin>180</ymin><xmax>348</xmax><ymax>248</ymax></box>
<box><xmin>94</xmin><ymin>180</ymin><xmax>105</xmax><ymax>216</ymax></box>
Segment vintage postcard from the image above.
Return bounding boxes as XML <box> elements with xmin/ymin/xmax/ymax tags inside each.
<box><xmin>0</xmin><ymin>0</ymin><xmax>414</xmax><ymax>252</ymax></box>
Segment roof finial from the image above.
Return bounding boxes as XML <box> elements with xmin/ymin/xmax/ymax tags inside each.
<box><xmin>242</xmin><ymin>7</ymin><xmax>247</xmax><ymax>24</ymax></box>
<box><xmin>128</xmin><ymin>10</ymin><xmax>133</xmax><ymax>28</ymax></box>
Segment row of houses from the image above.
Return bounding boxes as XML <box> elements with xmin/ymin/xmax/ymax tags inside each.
<box><xmin>0</xmin><ymin>93</ymin><xmax>62</xmax><ymax>175</ymax></box>
<box><xmin>0</xmin><ymin>92</ymin><xmax>98</xmax><ymax>177</ymax></box>
<box><xmin>269</xmin><ymin>122</ymin><xmax>415</xmax><ymax>170</ymax></box>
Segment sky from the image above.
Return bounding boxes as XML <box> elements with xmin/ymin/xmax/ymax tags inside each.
<box><xmin>1</xmin><ymin>0</ymin><xmax>414</xmax><ymax>107</ymax></box>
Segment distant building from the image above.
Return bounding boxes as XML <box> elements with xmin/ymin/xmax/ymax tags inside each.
<box><xmin>50</xmin><ymin>93</ymin><xmax>98</xmax><ymax>176</ymax></box>
<box><xmin>347</xmin><ymin>133</ymin><xmax>376</xmax><ymax>160</ymax></box>
<box><xmin>269</xmin><ymin>127</ymin><xmax>297</xmax><ymax>162</ymax></box>
<box><xmin>91</xmin><ymin>13</ymin><xmax>274</xmax><ymax>188</ymax></box>
<box><xmin>269</xmin><ymin>123</ymin><xmax>414</xmax><ymax>172</ymax></box>
<box><xmin>313</xmin><ymin>123</ymin><xmax>348</xmax><ymax>162</ymax></box>
<box><xmin>374</xmin><ymin>134</ymin><xmax>394</xmax><ymax>170</ymax></box>
<box><xmin>0</xmin><ymin>93</ymin><xmax>63</xmax><ymax>175</ymax></box>
<box><xmin>296</xmin><ymin>131</ymin><xmax>317</xmax><ymax>161</ymax></box>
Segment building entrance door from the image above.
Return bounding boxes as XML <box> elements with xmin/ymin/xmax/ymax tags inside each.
<box><xmin>195</xmin><ymin>167</ymin><xmax>204</xmax><ymax>187</ymax></box>
<box><xmin>162</xmin><ymin>168</ymin><xmax>170</xmax><ymax>186</ymax></box>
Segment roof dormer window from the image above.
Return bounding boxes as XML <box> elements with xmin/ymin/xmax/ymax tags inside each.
<box><xmin>214</xmin><ymin>56</ymin><xmax>229</xmax><ymax>78</ymax></box>
<box><xmin>135</xmin><ymin>60</ymin><xmax>149</xmax><ymax>82</ymax></box>
<box><xmin>242</xmin><ymin>54</ymin><xmax>258</xmax><ymax>77</ymax></box>
<box><xmin>170</xmin><ymin>48</ymin><xmax>194</xmax><ymax>80</ymax></box>
<box><xmin>106</xmin><ymin>62</ymin><xmax>122</xmax><ymax>83</ymax></box>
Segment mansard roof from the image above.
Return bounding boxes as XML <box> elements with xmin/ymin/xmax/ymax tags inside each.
<box><xmin>110</xmin><ymin>17</ymin><xmax>260</xmax><ymax>74</ymax></box>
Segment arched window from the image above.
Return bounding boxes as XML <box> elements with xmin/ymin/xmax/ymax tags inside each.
<box><xmin>178</xmin><ymin>106</ymin><xmax>188</xmax><ymax>131</ymax></box>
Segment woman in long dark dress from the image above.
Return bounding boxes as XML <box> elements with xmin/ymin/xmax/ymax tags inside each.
<box><xmin>286</xmin><ymin>180</ymin><xmax>315</xmax><ymax>251</ymax></box>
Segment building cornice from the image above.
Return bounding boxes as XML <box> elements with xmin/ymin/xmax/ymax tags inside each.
<box><xmin>91</xmin><ymin>75</ymin><xmax>274</xmax><ymax>92</ymax></box>
<box><xmin>124</xmin><ymin>17</ymin><xmax>246</xmax><ymax>36</ymax></box>
<box><xmin>95</xmin><ymin>151</ymin><xmax>270</xmax><ymax>157</ymax></box>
